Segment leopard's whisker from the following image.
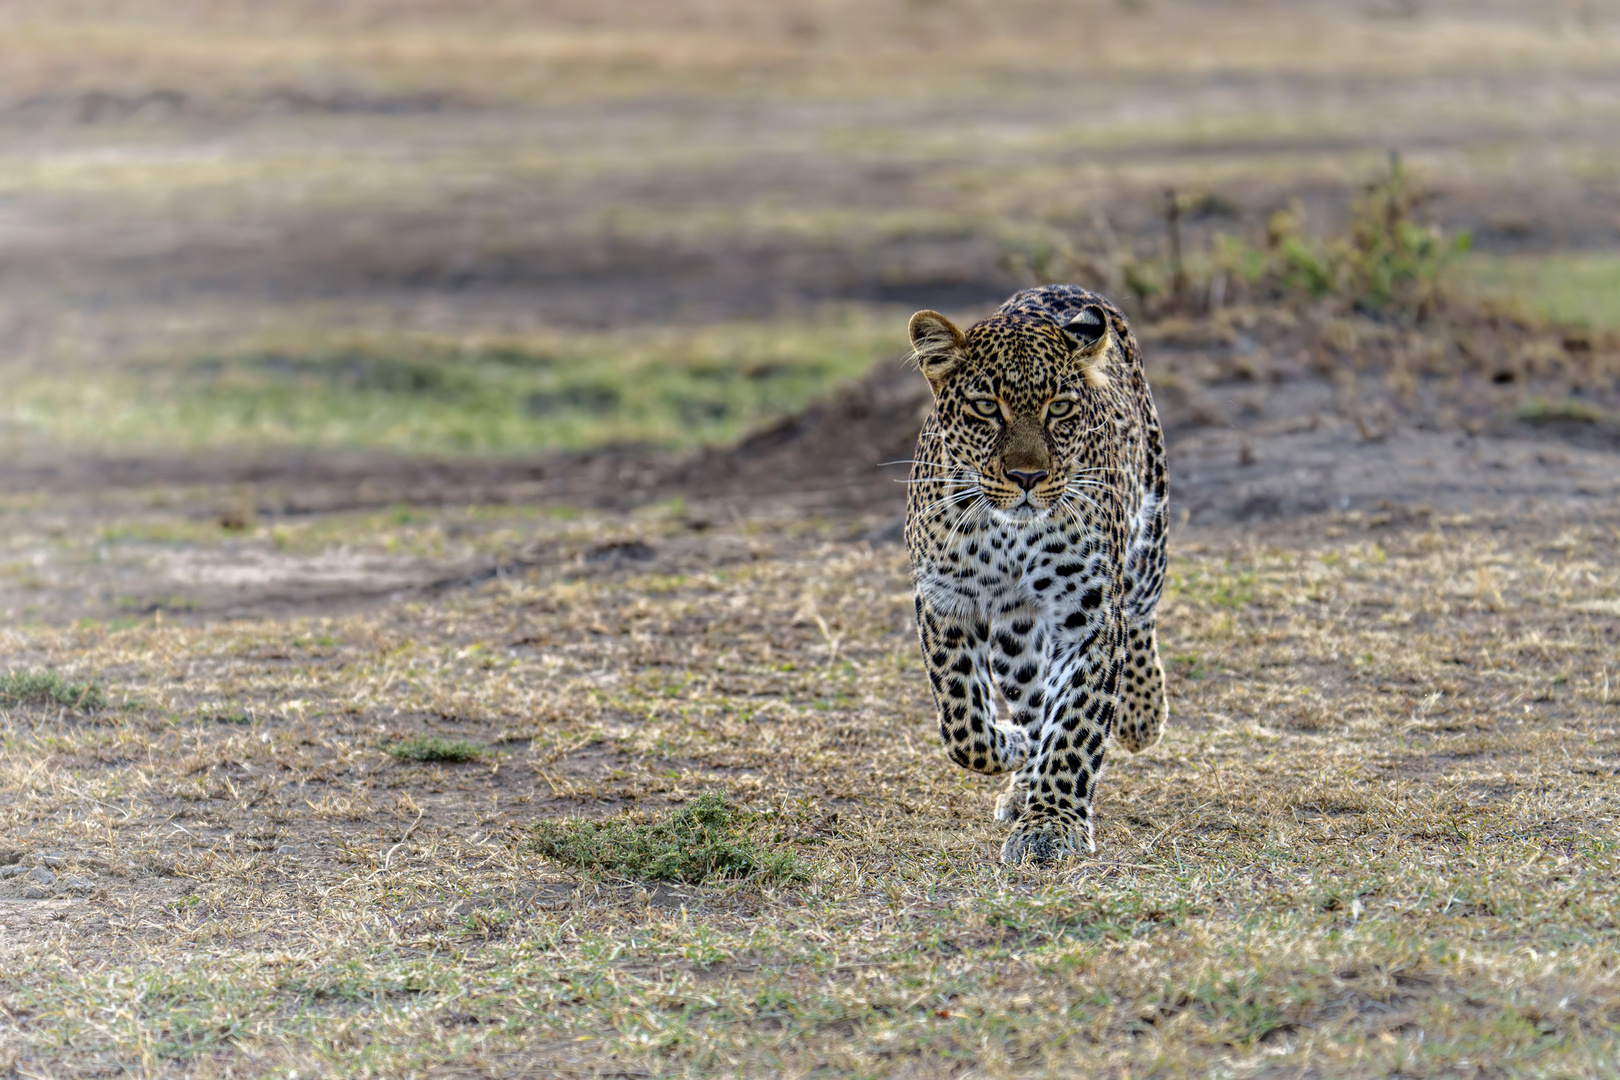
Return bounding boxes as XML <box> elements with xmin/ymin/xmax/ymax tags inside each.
<box><xmin>915</xmin><ymin>486</ymin><xmax>984</xmax><ymax>523</ymax></box>
<box><xmin>907</xmin><ymin>450</ymin><xmax>975</xmax><ymax>474</ymax></box>
<box><xmin>1058</xmin><ymin>499</ymin><xmax>1085</xmax><ymax>534</ymax></box>
<box><xmin>915</xmin><ymin>493</ymin><xmax>972</xmax><ymax>519</ymax></box>
<box><xmin>1058</xmin><ymin>493</ymin><xmax>1097</xmax><ymax>535</ymax></box>
<box><xmin>1058</xmin><ymin>491</ymin><xmax>1103</xmax><ymax>517</ymax></box>
<box><xmin>909</xmin><ymin>454</ymin><xmax>983</xmax><ymax>483</ymax></box>
<box><xmin>920</xmin><ymin>479</ymin><xmax>978</xmax><ymax>501</ymax></box>
<box><xmin>941</xmin><ymin>493</ymin><xmax>988</xmax><ymax>551</ymax></box>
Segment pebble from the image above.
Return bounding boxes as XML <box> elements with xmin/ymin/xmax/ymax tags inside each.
<box><xmin>28</xmin><ymin>866</ymin><xmax>56</xmax><ymax>886</ymax></box>
<box><xmin>23</xmin><ymin>885</ymin><xmax>49</xmax><ymax>900</ymax></box>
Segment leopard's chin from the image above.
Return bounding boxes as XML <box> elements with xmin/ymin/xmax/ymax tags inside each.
<box><xmin>990</xmin><ymin>501</ymin><xmax>1052</xmax><ymax>524</ymax></box>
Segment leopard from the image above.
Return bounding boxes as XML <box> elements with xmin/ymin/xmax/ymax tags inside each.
<box><xmin>903</xmin><ymin>284</ymin><xmax>1168</xmax><ymax>864</ymax></box>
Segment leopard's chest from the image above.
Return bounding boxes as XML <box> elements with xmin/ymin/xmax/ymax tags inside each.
<box><xmin>914</xmin><ymin>515</ymin><xmax>1101</xmax><ymax>618</ymax></box>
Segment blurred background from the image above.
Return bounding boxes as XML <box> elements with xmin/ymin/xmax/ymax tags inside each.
<box><xmin>1</xmin><ymin>0</ymin><xmax>1616</xmax><ymax>462</ymax></box>
<box><xmin>1</xmin><ymin>0</ymin><xmax>1619</xmax><ymax>631</ymax></box>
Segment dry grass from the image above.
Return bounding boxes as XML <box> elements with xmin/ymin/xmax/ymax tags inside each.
<box><xmin>3</xmin><ymin>499</ymin><xmax>1619</xmax><ymax>1076</ymax></box>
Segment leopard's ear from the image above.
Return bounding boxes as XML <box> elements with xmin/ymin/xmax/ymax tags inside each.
<box><xmin>908</xmin><ymin>310</ymin><xmax>966</xmax><ymax>392</ymax></box>
<box><xmin>1060</xmin><ymin>305</ymin><xmax>1111</xmax><ymax>389</ymax></box>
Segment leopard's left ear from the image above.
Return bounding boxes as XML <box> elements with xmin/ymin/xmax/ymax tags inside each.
<box><xmin>1059</xmin><ymin>305</ymin><xmax>1111</xmax><ymax>389</ymax></box>
<box><xmin>909</xmin><ymin>309</ymin><xmax>967</xmax><ymax>393</ymax></box>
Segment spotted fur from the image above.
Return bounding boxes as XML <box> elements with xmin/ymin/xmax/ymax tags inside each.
<box><xmin>903</xmin><ymin>285</ymin><xmax>1168</xmax><ymax>863</ymax></box>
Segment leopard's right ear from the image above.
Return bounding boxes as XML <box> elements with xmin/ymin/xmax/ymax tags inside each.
<box><xmin>1060</xmin><ymin>305</ymin><xmax>1112</xmax><ymax>389</ymax></box>
<box><xmin>908</xmin><ymin>310</ymin><xmax>966</xmax><ymax>392</ymax></box>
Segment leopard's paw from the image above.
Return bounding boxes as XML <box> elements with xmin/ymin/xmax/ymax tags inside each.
<box><xmin>999</xmin><ymin>816</ymin><xmax>1091</xmax><ymax>865</ymax></box>
<box><xmin>1113</xmin><ymin>715</ymin><xmax>1164</xmax><ymax>754</ymax></box>
<box><xmin>998</xmin><ymin>724</ymin><xmax>1033</xmax><ymax>771</ymax></box>
<box><xmin>994</xmin><ymin>780</ymin><xmax>1028</xmax><ymax>823</ymax></box>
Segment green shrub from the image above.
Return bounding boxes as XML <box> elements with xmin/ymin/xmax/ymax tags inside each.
<box><xmin>1240</xmin><ymin>155</ymin><xmax>1471</xmax><ymax>319</ymax></box>
<box><xmin>386</xmin><ymin>735</ymin><xmax>483</xmax><ymax>762</ymax></box>
<box><xmin>532</xmin><ymin>792</ymin><xmax>803</xmax><ymax>884</ymax></box>
<box><xmin>1003</xmin><ymin>155</ymin><xmax>1471</xmax><ymax>324</ymax></box>
<box><xmin>0</xmin><ymin>670</ymin><xmax>107</xmax><ymax>710</ymax></box>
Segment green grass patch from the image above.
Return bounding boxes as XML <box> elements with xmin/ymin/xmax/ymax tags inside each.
<box><xmin>1166</xmin><ymin>564</ymin><xmax>1260</xmax><ymax>608</ymax></box>
<box><xmin>1517</xmin><ymin>396</ymin><xmax>1617</xmax><ymax>425</ymax></box>
<box><xmin>386</xmin><ymin>735</ymin><xmax>483</xmax><ymax>762</ymax></box>
<box><xmin>9</xmin><ymin>316</ymin><xmax>899</xmax><ymax>456</ymax></box>
<box><xmin>1468</xmin><ymin>253</ymin><xmax>1620</xmax><ymax>329</ymax></box>
<box><xmin>0</xmin><ymin>669</ymin><xmax>107</xmax><ymax>710</ymax></box>
<box><xmin>532</xmin><ymin>791</ymin><xmax>803</xmax><ymax>884</ymax></box>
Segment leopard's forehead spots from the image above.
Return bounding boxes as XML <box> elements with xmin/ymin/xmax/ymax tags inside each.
<box><xmin>961</xmin><ymin>317</ymin><xmax>1072</xmax><ymax>399</ymax></box>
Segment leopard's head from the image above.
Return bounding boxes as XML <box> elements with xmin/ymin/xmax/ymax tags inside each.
<box><xmin>909</xmin><ymin>303</ymin><xmax>1115</xmax><ymax>523</ymax></box>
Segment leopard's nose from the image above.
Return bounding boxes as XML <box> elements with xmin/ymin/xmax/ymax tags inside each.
<box><xmin>1006</xmin><ymin>469</ymin><xmax>1048</xmax><ymax>491</ymax></box>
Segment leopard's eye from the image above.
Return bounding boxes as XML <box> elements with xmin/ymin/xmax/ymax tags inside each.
<box><xmin>1046</xmin><ymin>399</ymin><xmax>1075</xmax><ymax>419</ymax></box>
<box><xmin>969</xmin><ymin>398</ymin><xmax>1002</xmax><ymax>418</ymax></box>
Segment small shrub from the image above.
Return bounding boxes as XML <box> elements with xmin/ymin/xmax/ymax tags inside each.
<box><xmin>1241</xmin><ymin>155</ymin><xmax>1471</xmax><ymax>319</ymax></box>
<box><xmin>387</xmin><ymin>735</ymin><xmax>483</xmax><ymax>762</ymax></box>
<box><xmin>532</xmin><ymin>792</ymin><xmax>803</xmax><ymax>884</ymax></box>
<box><xmin>0</xmin><ymin>670</ymin><xmax>107</xmax><ymax>710</ymax></box>
<box><xmin>1002</xmin><ymin>155</ymin><xmax>1470</xmax><ymax>324</ymax></box>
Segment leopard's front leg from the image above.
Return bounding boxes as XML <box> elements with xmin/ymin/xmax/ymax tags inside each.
<box><xmin>986</xmin><ymin>612</ymin><xmax>1049</xmax><ymax>822</ymax></box>
<box><xmin>1000</xmin><ymin>606</ymin><xmax>1126</xmax><ymax>863</ymax></box>
<box><xmin>915</xmin><ymin>596</ymin><xmax>1031</xmax><ymax>775</ymax></box>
